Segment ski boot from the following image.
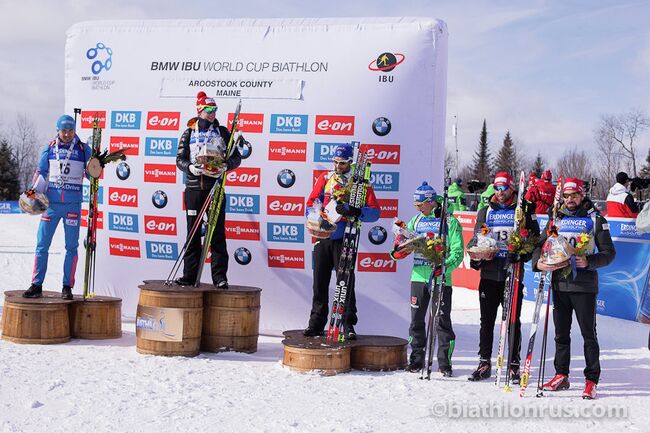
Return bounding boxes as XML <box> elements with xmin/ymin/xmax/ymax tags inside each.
<box><xmin>542</xmin><ymin>374</ymin><xmax>570</xmax><ymax>391</ymax></box>
<box><xmin>582</xmin><ymin>380</ymin><xmax>597</xmax><ymax>400</ymax></box>
<box><xmin>23</xmin><ymin>284</ymin><xmax>43</xmax><ymax>299</ymax></box>
<box><xmin>62</xmin><ymin>285</ymin><xmax>73</xmax><ymax>300</ymax></box>
<box><xmin>343</xmin><ymin>325</ymin><xmax>357</xmax><ymax>340</ymax></box>
<box><xmin>509</xmin><ymin>364</ymin><xmax>521</xmax><ymax>385</ymax></box>
<box><xmin>468</xmin><ymin>360</ymin><xmax>492</xmax><ymax>381</ymax></box>
<box><xmin>438</xmin><ymin>367</ymin><xmax>453</xmax><ymax>377</ymax></box>
<box><xmin>405</xmin><ymin>360</ymin><xmax>423</xmax><ymax>373</ymax></box>
<box><xmin>302</xmin><ymin>327</ymin><xmax>324</xmax><ymax>337</ymax></box>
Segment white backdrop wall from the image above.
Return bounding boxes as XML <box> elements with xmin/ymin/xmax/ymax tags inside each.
<box><xmin>64</xmin><ymin>17</ymin><xmax>448</xmax><ymax>335</ymax></box>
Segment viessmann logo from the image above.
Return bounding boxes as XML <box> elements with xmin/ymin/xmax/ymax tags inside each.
<box><xmin>377</xmin><ymin>199</ymin><xmax>399</xmax><ymax>218</ymax></box>
<box><xmin>359</xmin><ymin>144</ymin><xmax>401</xmax><ymax>164</ymax></box>
<box><xmin>81</xmin><ymin>209</ymin><xmax>104</xmax><ymax>229</ymax></box>
<box><xmin>109</xmin><ymin>237</ymin><xmax>140</xmax><ymax>258</ymax></box>
<box><xmin>144</xmin><ymin>164</ymin><xmax>177</xmax><ymax>183</ymax></box>
<box><xmin>108</xmin><ymin>187</ymin><xmax>138</xmax><ymax>207</ymax></box>
<box><xmin>267</xmin><ymin>249</ymin><xmax>305</xmax><ymax>269</ymax></box>
<box><xmin>224</xmin><ymin>221</ymin><xmax>261</xmax><ymax>241</ymax></box>
<box><xmin>268</xmin><ymin>141</ymin><xmax>307</xmax><ymax>162</ymax></box>
<box><xmin>315</xmin><ymin>115</ymin><xmax>355</xmax><ymax>136</ymax></box>
<box><xmin>146</xmin><ymin>112</ymin><xmax>180</xmax><ymax>130</ymax></box>
<box><xmin>357</xmin><ymin>252</ymin><xmax>396</xmax><ymax>272</ymax></box>
<box><xmin>228</xmin><ymin>113</ymin><xmax>264</xmax><ymax>133</ymax></box>
<box><xmin>144</xmin><ymin>215</ymin><xmax>177</xmax><ymax>236</ymax></box>
<box><xmin>109</xmin><ymin>136</ymin><xmax>140</xmax><ymax>156</ymax></box>
<box><xmin>267</xmin><ymin>196</ymin><xmax>304</xmax><ymax>216</ymax></box>
<box><xmin>225</xmin><ymin>167</ymin><xmax>261</xmax><ymax>187</ymax></box>
<box><xmin>80</xmin><ymin>111</ymin><xmax>107</xmax><ymax>129</ymax></box>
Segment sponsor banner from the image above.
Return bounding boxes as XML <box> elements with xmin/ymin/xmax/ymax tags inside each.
<box><xmin>313</xmin><ymin>142</ymin><xmax>345</xmax><ymax>163</ymax></box>
<box><xmin>0</xmin><ymin>201</ymin><xmax>21</xmax><ymax>214</ymax></box>
<box><xmin>145</xmin><ymin>241</ymin><xmax>179</xmax><ymax>261</ymax></box>
<box><xmin>268</xmin><ymin>141</ymin><xmax>307</xmax><ymax>161</ymax></box>
<box><xmin>377</xmin><ymin>198</ymin><xmax>399</xmax><ymax>218</ymax></box>
<box><xmin>109</xmin><ymin>136</ymin><xmax>140</xmax><ymax>156</ymax></box>
<box><xmin>135</xmin><ymin>305</ymin><xmax>183</xmax><ymax>341</ymax></box>
<box><xmin>227</xmin><ymin>112</ymin><xmax>264</xmax><ymax>133</ymax></box>
<box><xmin>160</xmin><ymin>77</ymin><xmax>303</xmax><ymax>100</ymax></box>
<box><xmin>370</xmin><ymin>171</ymin><xmax>400</xmax><ymax>192</ymax></box>
<box><xmin>82</xmin><ymin>185</ymin><xmax>103</xmax><ymax>204</ymax></box>
<box><xmin>267</xmin><ymin>248</ymin><xmax>305</xmax><ymax>269</ymax></box>
<box><xmin>225</xmin><ymin>220</ymin><xmax>261</xmax><ymax>241</ymax></box>
<box><xmin>80</xmin><ymin>209</ymin><xmax>104</xmax><ymax>229</ymax></box>
<box><xmin>144</xmin><ymin>215</ymin><xmax>177</xmax><ymax>236</ymax></box>
<box><xmin>225</xmin><ymin>167</ymin><xmax>261</xmax><ymax>188</ymax></box>
<box><xmin>146</xmin><ymin>111</ymin><xmax>181</xmax><ymax>130</ymax></box>
<box><xmin>144</xmin><ymin>163</ymin><xmax>177</xmax><ymax>184</ymax></box>
<box><xmin>110</xmin><ymin>111</ymin><xmax>141</xmax><ymax>129</ymax></box>
<box><xmin>108</xmin><ymin>212</ymin><xmax>138</xmax><ymax>233</ymax></box>
<box><xmin>144</xmin><ymin>137</ymin><xmax>178</xmax><ymax>157</ymax></box>
<box><xmin>267</xmin><ymin>222</ymin><xmax>305</xmax><ymax>243</ymax></box>
<box><xmin>270</xmin><ymin>114</ymin><xmax>308</xmax><ymax>134</ymax></box>
<box><xmin>225</xmin><ymin>194</ymin><xmax>260</xmax><ymax>214</ymax></box>
<box><xmin>360</xmin><ymin>143</ymin><xmax>401</xmax><ymax>164</ymax></box>
<box><xmin>108</xmin><ymin>187</ymin><xmax>138</xmax><ymax>207</ymax></box>
<box><xmin>80</xmin><ymin>111</ymin><xmax>107</xmax><ymax>129</ymax></box>
<box><xmin>315</xmin><ymin>115</ymin><xmax>354</xmax><ymax>136</ymax></box>
<box><xmin>267</xmin><ymin>195</ymin><xmax>304</xmax><ymax>216</ymax></box>
<box><xmin>357</xmin><ymin>252</ymin><xmax>396</xmax><ymax>272</ymax></box>
<box><xmin>109</xmin><ymin>237</ymin><xmax>141</xmax><ymax>258</ymax></box>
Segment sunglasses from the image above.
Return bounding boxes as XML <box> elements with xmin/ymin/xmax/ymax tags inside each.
<box><xmin>495</xmin><ymin>185</ymin><xmax>510</xmax><ymax>192</ymax></box>
<box><xmin>200</xmin><ymin>105</ymin><xmax>217</xmax><ymax>113</ymax></box>
<box><xmin>563</xmin><ymin>192</ymin><xmax>581</xmax><ymax>199</ymax></box>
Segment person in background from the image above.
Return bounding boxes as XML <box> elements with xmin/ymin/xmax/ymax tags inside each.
<box><xmin>447</xmin><ymin>178</ymin><xmax>467</xmax><ymax>213</ymax></box>
<box><xmin>606</xmin><ymin>172</ymin><xmax>639</xmax><ymax>218</ymax></box>
<box><xmin>477</xmin><ymin>183</ymin><xmax>495</xmax><ymax>211</ymax></box>
<box><xmin>525</xmin><ymin>169</ymin><xmax>555</xmax><ymax>215</ymax></box>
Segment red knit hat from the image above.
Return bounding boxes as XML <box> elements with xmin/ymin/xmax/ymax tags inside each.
<box><xmin>196</xmin><ymin>91</ymin><xmax>217</xmax><ymax>113</ymax></box>
<box><xmin>542</xmin><ymin>169</ymin><xmax>552</xmax><ymax>181</ymax></box>
<box><xmin>563</xmin><ymin>177</ymin><xmax>584</xmax><ymax>193</ymax></box>
<box><xmin>493</xmin><ymin>172</ymin><xmax>514</xmax><ymax>188</ymax></box>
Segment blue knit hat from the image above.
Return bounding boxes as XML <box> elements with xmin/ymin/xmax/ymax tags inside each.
<box><xmin>333</xmin><ymin>144</ymin><xmax>353</xmax><ymax>161</ymax></box>
<box><xmin>56</xmin><ymin>115</ymin><xmax>75</xmax><ymax>131</ymax></box>
<box><xmin>413</xmin><ymin>181</ymin><xmax>437</xmax><ymax>203</ymax></box>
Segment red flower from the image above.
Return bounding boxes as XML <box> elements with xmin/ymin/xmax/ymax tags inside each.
<box><xmin>435</xmin><ymin>244</ymin><xmax>444</xmax><ymax>252</ymax></box>
<box><xmin>520</xmin><ymin>228</ymin><xmax>529</xmax><ymax>238</ymax></box>
<box><xmin>508</xmin><ymin>244</ymin><xmax>515</xmax><ymax>251</ymax></box>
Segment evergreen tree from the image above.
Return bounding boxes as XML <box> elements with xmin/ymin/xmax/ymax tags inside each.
<box><xmin>495</xmin><ymin>130</ymin><xmax>518</xmax><ymax>175</ymax></box>
<box><xmin>0</xmin><ymin>140</ymin><xmax>20</xmax><ymax>200</ymax></box>
<box><xmin>471</xmin><ymin>119</ymin><xmax>491</xmax><ymax>184</ymax></box>
<box><xmin>532</xmin><ymin>152</ymin><xmax>545</xmax><ymax>178</ymax></box>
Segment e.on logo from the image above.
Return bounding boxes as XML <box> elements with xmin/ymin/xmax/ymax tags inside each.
<box><xmin>109</xmin><ymin>136</ymin><xmax>140</xmax><ymax>156</ymax></box>
<box><xmin>109</xmin><ymin>237</ymin><xmax>141</xmax><ymax>258</ymax></box>
<box><xmin>267</xmin><ymin>249</ymin><xmax>305</xmax><ymax>269</ymax></box>
<box><xmin>80</xmin><ymin>209</ymin><xmax>104</xmax><ymax>229</ymax></box>
<box><xmin>228</xmin><ymin>113</ymin><xmax>264</xmax><ymax>133</ymax></box>
<box><xmin>80</xmin><ymin>111</ymin><xmax>107</xmax><ymax>129</ymax></box>
<box><xmin>224</xmin><ymin>220</ymin><xmax>261</xmax><ymax>241</ymax></box>
<box><xmin>146</xmin><ymin>112</ymin><xmax>180</xmax><ymax>130</ymax></box>
<box><xmin>144</xmin><ymin>215</ymin><xmax>177</xmax><ymax>236</ymax></box>
<box><xmin>315</xmin><ymin>115</ymin><xmax>355</xmax><ymax>136</ymax></box>
<box><xmin>377</xmin><ymin>198</ymin><xmax>399</xmax><ymax>218</ymax></box>
<box><xmin>267</xmin><ymin>195</ymin><xmax>304</xmax><ymax>216</ymax></box>
<box><xmin>357</xmin><ymin>252</ymin><xmax>396</xmax><ymax>272</ymax></box>
<box><xmin>225</xmin><ymin>167</ymin><xmax>261</xmax><ymax>187</ymax></box>
<box><xmin>108</xmin><ymin>187</ymin><xmax>138</xmax><ymax>207</ymax></box>
<box><xmin>359</xmin><ymin>144</ymin><xmax>401</xmax><ymax>164</ymax></box>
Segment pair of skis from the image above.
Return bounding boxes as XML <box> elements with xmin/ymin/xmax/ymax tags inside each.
<box><xmin>165</xmin><ymin>100</ymin><xmax>242</xmax><ymax>286</ymax></box>
<box><xmin>421</xmin><ymin>174</ymin><xmax>451</xmax><ymax>380</ymax></box>
<box><xmin>326</xmin><ymin>143</ymin><xmax>372</xmax><ymax>343</ymax></box>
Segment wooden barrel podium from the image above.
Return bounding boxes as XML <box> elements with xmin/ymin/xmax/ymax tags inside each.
<box><xmin>201</xmin><ymin>286</ymin><xmax>261</xmax><ymax>353</ymax></box>
<box><xmin>136</xmin><ymin>281</ymin><xmax>204</xmax><ymax>357</ymax></box>
<box><xmin>350</xmin><ymin>335</ymin><xmax>407</xmax><ymax>371</ymax></box>
<box><xmin>1</xmin><ymin>290</ymin><xmax>73</xmax><ymax>344</ymax></box>
<box><xmin>69</xmin><ymin>296</ymin><xmax>122</xmax><ymax>339</ymax></box>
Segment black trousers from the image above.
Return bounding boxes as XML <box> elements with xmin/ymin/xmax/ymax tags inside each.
<box><xmin>478</xmin><ymin>277</ymin><xmax>523</xmax><ymax>365</ymax></box>
<box><xmin>182</xmin><ymin>188</ymin><xmax>228</xmax><ymax>284</ymax></box>
<box><xmin>552</xmin><ymin>289</ymin><xmax>601</xmax><ymax>383</ymax></box>
<box><xmin>308</xmin><ymin>238</ymin><xmax>357</xmax><ymax>330</ymax></box>
<box><xmin>409</xmin><ymin>282</ymin><xmax>455</xmax><ymax>369</ymax></box>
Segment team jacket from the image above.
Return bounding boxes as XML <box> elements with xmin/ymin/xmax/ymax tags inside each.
<box><xmin>532</xmin><ymin>199</ymin><xmax>616</xmax><ymax>294</ymax></box>
<box><xmin>176</xmin><ymin>117</ymin><xmax>241</xmax><ymax>190</ymax></box>
<box><xmin>306</xmin><ymin>170</ymin><xmax>380</xmax><ymax>240</ymax></box>
<box><xmin>606</xmin><ymin>183</ymin><xmax>639</xmax><ymax>218</ymax></box>
<box><xmin>525</xmin><ymin>179</ymin><xmax>555</xmax><ymax>215</ymax></box>
<box><xmin>447</xmin><ymin>182</ymin><xmax>467</xmax><ymax>213</ymax></box>
<box><xmin>36</xmin><ymin>135</ymin><xmax>92</xmax><ymax>204</ymax></box>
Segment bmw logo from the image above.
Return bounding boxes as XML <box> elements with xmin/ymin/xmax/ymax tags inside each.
<box><xmin>116</xmin><ymin>162</ymin><xmax>130</xmax><ymax>180</ymax></box>
<box><xmin>368</xmin><ymin>226</ymin><xmax>388</xmax><ymax>245</ymax></box>
<box><xmin>152</xmin><ymin>190</ymin><xmax>168</xmax><ymax>209</ymax></box>
<box><xmin>372</xmin><ymin>117</ymin><xmax>391</xmax><ymax>137</ymax></box>
<box><xmin>237</xmin><ymin>137</ymin><xmax>252</xmax><ymax>159</ymax></box>
<box><xmin>277</xmin><ymin>169</ymin><xmax>296</xmax><ymax>188</ymax></box>
<box><xmin>234</xmin><ymin>247</ymin><xmax>252</xmax><ymax>265</ymax></box>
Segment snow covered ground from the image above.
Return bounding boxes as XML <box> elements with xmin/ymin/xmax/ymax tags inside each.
<box><xmin>1</xmin><ymin>215</ymin><xmax>649</xmax><ymax>433</ymax></box>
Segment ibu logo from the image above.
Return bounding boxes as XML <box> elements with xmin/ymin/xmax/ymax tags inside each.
<box><xmin>270</xmin><ymin>114</ymin><xmax>308</xmax><ymax>134</ymax></box>
<box><xmin>111</xmin><ymin>111</ymin><xmax>141</xmax><ymax>129</ymax></box>
<box><xmin>314</xmin><ymin>142</ymin><xmax>342</xmax><ymax>162</ymax></box>
<box><xmin>82</xmin><ymin>185</ymin><xmax>103</xmax><ymax>204</ymax></box>
<box><xmin>226</xmin><ymin>194</ymin><xmax>260</xmax><ymax>214</ymax></box>
<box><xmin>146</xmin><ymin>241</ymin><xmax>178</xmax><ymax>261</ymax></box>
<box><xmin>145</xmin><ymin>137</ymin><xmax>178</xmax><ymax>157</ymax></box>
<box><xmin>370</xmin><ymin>171</ymin><xmax>400</xmax><ymax>192</ymax></box>
<box><xmin>267</xmin><ymin>222</ymin><xmax>304</xmax><ymax>243</ymax></box>
<box><xmin>108</xmin><ymin>212</ymin><xmax>138</xmax><ymax>233</ymax></box>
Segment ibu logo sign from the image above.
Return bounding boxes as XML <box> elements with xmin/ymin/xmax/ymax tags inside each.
<box><xmin>145</xmin><ymin>137</ymin><xmax>178</xmax><ymax>157</ymax></box>
<box><xmin>108</xmin><ymin>212</ymin><xmax>138</xmax><ymax>233</ymax></box>
<box><xmin>270</xmin><ymin>114</ymin><xmax>308</xmax><ymax>134</ymax></box>
<box><xmin>225</xmin><ymin>194</ymin><xmax>260</xmax><ymax>214</ymax></box>
<box><xmin>267</xmin><ymin>222</ymin><xmax>304</xmax><ymax>243</ymax></box>
<box><xmin>110</xmin><ymin>111</ymin><xmax>141</xmax><ymax>129</ymax></box>
<box><xmin>82</xmin><ymin>185</ymin><xmax>103</xmax><ymax>204</ymax></box>
<box><xmin>267</xmin><ymin>196</ymin><xmax>304</xmax><ymax>216</ymax></box>
<box><xmin>144</xmin><ymin>215</ymin><xmax>177</xmax><ymax>236</ymax></box>
<box><xmin>314</xmin><ymin>142</ymin><xmax>342</xmax><ymax>162</ymax></box>
<box><xmin>370</xmin><ymin>171</ymin><xmax>400</xmax><ymax>192</ymax></box>
<box><xmin>146</xmin><ymin>241</ymin><xmax>178</xmax><ymax>261</ymax></box>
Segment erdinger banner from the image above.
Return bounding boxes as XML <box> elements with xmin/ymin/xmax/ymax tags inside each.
<box><xmin>65</xmin><ymin>18</ymin><xmax>448</xmax><ymax>334</ymax></box>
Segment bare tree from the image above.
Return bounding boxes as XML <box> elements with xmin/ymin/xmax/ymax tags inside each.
<box><xmin>593</xmin><ymin>126</ymin><xmax>623</xmax><ymax>198</ymax></box>
<box><xmin>596</xmin><ymin>109</ymin><xmax>650</xmax><ymax>176</ymax></box>
<box><xmin>8</xmin><ymin>114</ymin><xmax>40</xmax><ymax>191</ymax></box>
<box><xmin>555</xmin><ymin>148</ymin><xmax>592</xmax><ymax>182</ymax></box>
<box><xmin>444</xmin><ymin>150</ymin><xmax>456</xmax><ymax>177</ymax></box>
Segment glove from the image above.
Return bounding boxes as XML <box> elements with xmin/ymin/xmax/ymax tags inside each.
<box><xmin>336</xmin><ymin>203</ymin><xmax>362</xmax><ymax>218</ymax></box>
<box><xmin>189</xmin><ymin>165</ymin><xmax>205</xmax><ymax>176</ymax></box>
<box><xmin>32</xmin><ymin>174</ymin><xmax>48</xmax><ymax>194</ymax></box>
<box><xmin>470</xmin><ymin>260</ymin><xmax>482</xmax><ymax>270</ymax></box>
<box><xmin>433</xmin><ymin>267</ymin><xmax>443</xmax><ymax>277</ymax></box>
<box><xmin>507</xmin><ymin>252</ymin><xmax>521</xmax><ymax>264</ymax></box>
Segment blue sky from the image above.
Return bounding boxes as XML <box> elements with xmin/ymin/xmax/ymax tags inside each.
<box><xmin>1</xmin><ymin>0</ymin><xmax>648</xmax><ymax>169</ymax></box>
